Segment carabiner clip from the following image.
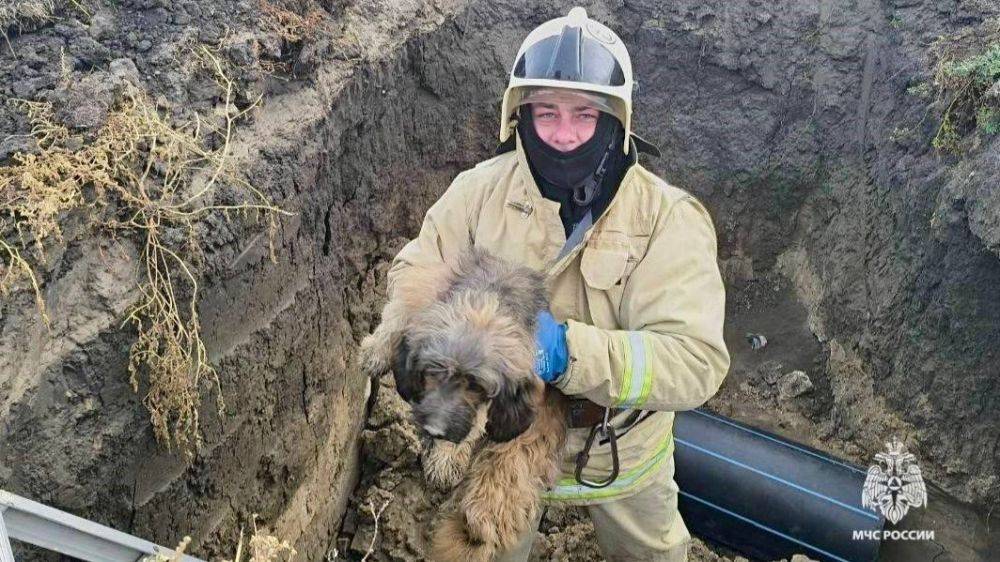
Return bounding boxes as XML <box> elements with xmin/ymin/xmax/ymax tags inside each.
<box><xmin>573</xmin><ymin>408</ymin><xmax>620</xmax><ymax>488</ymax></box>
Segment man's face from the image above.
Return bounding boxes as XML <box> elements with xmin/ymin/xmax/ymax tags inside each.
<box><xmin>530</xmin><ymin>101</ymin><xmax>601</xmax><ymax>152</ymax></box>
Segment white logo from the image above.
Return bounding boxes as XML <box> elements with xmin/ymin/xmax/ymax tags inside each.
<box><xmin>586</xmin><ymin>22</ymin><xmax>616</xmax><ymax>45</ymax></box>
<box><xmin>862</xmin><ymin>438</ymin><xmax>928</xmax><ymax>524</ymax></box>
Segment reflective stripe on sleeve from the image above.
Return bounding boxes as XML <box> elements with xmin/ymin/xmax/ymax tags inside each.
<box><xmin>616</xmin><ymin>331</ymin><xmax>652</xmax><ymax>409</ymax></box>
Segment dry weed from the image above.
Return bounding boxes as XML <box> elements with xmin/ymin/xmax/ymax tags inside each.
<box><xmin>1</xmin><ymin>0</ymin><xmax>90</xmax><ymax>51</ymax></box>
<box><xmin>149</xmin><ymin>536</ymin><xmax>193</xmax><ymax>562</ymax></box>
<box><xmin>0</xmin><ymin>240</ymin><xmax>48</xmax><ymax>324</ymax></box>
<box><xmin>0</xmin><ymin>46</ymin><xmax>292</xmax><ymax>460</ymax></box>
<box><xmin>0</xmin><ymin>0</ymin><xmax>55</xmax><ymax>35</ymax></box>
<box><xmin>147</xmin><ymin>516</ymin><xmax>295</xmax><ymax>562</ymax></box>
<box><xmin>259</xmin><ymin>0</ymin><xmax>326</xmax><ymax>44</ymax></box>
<box><xmin>929</xmin><ymin>19</ymin><xmax>1000</xmax><ymax>153</ymax></box>
<box><xmin>0</xmin><ymin>97</ymin><xmax>102</xmax><ymax>327</ymax></box>
<box><xmin>360</xmin><ymin>499</ymin><xmax>388</xmax><ymax>562</ymax></box>
<box><xmin>225</xmin><ymin>515</ymin><xmax>297</xmax><ymax>562</ymax></box>
<box><xmin>0</xmin><ymin>99</ymin><xmax>84</xmax><ymax>257</ymax></box>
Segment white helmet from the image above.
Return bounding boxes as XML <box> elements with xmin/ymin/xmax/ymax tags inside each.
<box><xmin>500</xmin><ymin>7</ymin><xmax>634</xmax><ymax>154</ymax></box>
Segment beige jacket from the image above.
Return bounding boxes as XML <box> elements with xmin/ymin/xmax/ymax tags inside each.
<box><xmin>386</xmin><ymin>131</ymin><xmax>730</xmax><ymax>505</ymax></box>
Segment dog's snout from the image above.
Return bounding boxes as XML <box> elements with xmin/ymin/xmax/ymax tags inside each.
<box><xmin>423</xmin><ymin>423</ymin><xmax>447</xmax><ymax>438</ymax></box>
<box><xmin>414</xmin><ymin>406</ymin><xmax>451</xmax><ymax>439</ymax></box>
<box><xmin>413</xmin><ymin>393</ymin><xmax>476</xmax><ymax>444</ymax></box>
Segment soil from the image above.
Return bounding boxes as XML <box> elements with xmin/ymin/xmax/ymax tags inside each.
<box><xmin>1</xmin><ymin>0</ymin><xmax>998</xmax><ymax>560</ymax></box>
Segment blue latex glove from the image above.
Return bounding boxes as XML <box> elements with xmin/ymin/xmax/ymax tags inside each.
<box><xmin>534</xmin><ymin>310</ymin><xmax>569</xmax><ymax>383</ymax></box>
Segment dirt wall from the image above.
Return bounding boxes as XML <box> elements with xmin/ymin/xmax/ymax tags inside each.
<box><xmin>1</xmin><ymin>0</ymin><xmax>998</xmax><ymax>559</ymax></box>
<box><xmin>0</xmin><ymin>0</ymin><xmax>484</xmax><ymax>558</ymax></box>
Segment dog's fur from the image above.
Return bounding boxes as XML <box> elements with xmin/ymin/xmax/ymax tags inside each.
<box><xmin>360</xmin><ymin>247</ymin><xmax>569</xmax><ymax>561</ymax></box>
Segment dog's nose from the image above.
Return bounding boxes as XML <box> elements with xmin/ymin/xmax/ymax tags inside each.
<box><xmin>423</xmin><ymin>423</ymin><xmax>446</xmax><ymax>438</ymax></box>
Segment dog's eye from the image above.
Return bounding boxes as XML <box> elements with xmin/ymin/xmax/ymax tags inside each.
<box><xmin>422</xmin><ymin>370</ymin><xmax>442</xmax><ymax>389</ymax></box>
<box><xmin>466</xmin><ymin>379</ymin><xmax>488</xmax><ymax>396</ymax></box>
<box><xmin>423</xmin><ymin>367</ymin><xmax>450</xmax><ymax>386</ymax></box>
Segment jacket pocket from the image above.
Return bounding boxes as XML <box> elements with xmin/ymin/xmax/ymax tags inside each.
<box><xmin>581</xmin><ymin>246</ymin><xmax>630</xmax><ymax>290</ymax></box>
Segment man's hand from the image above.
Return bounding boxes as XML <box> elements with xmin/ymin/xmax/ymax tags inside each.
<box><xmin>534</xmin><ymin>310</ymin><xmax>569</xmax><ymax>383</ymax></box>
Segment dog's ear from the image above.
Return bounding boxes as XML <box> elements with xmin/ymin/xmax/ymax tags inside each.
<box><xmin>392</xmin><ymin>337</ymin><xmax>423</xmax><ymax>403</ymax></box>
<box><xmin>485</xmin><ymin>378</ymin><xmax>537</xmax><ymax>442</ymax></box>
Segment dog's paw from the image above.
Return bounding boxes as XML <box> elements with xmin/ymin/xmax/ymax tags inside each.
<box><xmin>359</xmin><ymin>333</ymin><xmax>390</xmax><ymax>378</ymax></box>
<box><xmin>423</xmin><ymin>408</ymin><xmax>487</xmax><ymax>488</ymax></box>
<box><xmin>422</xmin><ymin>440</ymin><xmax>473</xmax><ymax>489</ymax></box>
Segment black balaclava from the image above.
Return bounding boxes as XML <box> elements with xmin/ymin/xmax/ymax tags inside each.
<box><xmin>517</xmin><ymin>106</ymin><xmax>630</xmax><ymax>236</ymax></box>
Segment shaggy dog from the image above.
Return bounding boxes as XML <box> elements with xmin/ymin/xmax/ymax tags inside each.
<box><xmin>360</xmin><ymin>247</ymin><xmax>569</xmax><ymax>561</ymax></box>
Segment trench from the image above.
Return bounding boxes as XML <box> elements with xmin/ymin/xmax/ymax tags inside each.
<box><xmin>1</xmin><ymin>0</ymin><xmax>998</xmax><ymax>560</ymax></box>
<box><xmin>323</xmin><ymin>1</ymin><xmax>1000</xmax><ymax>560</ymax></box>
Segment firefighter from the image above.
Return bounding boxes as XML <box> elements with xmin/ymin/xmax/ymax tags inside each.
<box><xmin>388</xmin><ymin>7</ymin><xmax>730</xmax><ymax>560</ymax></box>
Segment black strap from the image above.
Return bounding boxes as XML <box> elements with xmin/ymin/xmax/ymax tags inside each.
<box><xmin>630</xmin><ymin>132</ymin><xmax>661</xmax><ymax>157</ymax></box>
<box><xmin>571</xmin><ymin>407</ymin><xmax>656</xmax><ymax>488</ymax></box>
<box><xmin>495</xmin><ymin>135</ymin><xmax>516</xmax><ymax>155</ymax></box>
<box><xmin>574</xmin><ymin>419</ymin><xmax>620</xmax><ymax>489</ymax></box>
<box><xmin>599</xmin><ymin>410</ymin><xmax>654</xmax><ymax>445</ymax></box>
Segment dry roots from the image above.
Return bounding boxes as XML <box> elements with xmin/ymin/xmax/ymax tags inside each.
<box><xmin>154</xmin><ymin>515</ymin><xmax>296</xmax><ymax>562</ymax></box>
<box><xmin>0</xmin><ymin>46</ymin><xmax>291</xmax><ymax>459</ymax></box>
<box><xmin>224</xmin><ymin>515</ymin><xmax>297</xmax><ymax>562</ymax></box>
<box><xmin>259</xmin><ymin>0</ymin><xmax>327</xmax><ymax>44</ymax></box>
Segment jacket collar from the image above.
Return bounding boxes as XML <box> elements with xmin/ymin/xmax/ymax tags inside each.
<box><xmin>507</xmin><ymin>129</ymin><xmax>643</xmax><ymax>277</ymax></box>
<box><xmin>509</xmin><ymin>128</ymin><xmax>640</xmax><ymax>229</ymax></box>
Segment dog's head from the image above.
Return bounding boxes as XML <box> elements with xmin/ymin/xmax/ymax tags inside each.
<box><xmin>392</xmin><ymin>295</ymin><xmax>541</xmax><ymax>444</ymax></box>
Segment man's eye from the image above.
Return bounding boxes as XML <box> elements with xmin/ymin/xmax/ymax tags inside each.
<box><xmin>537</xmin><ymin>112</ymin><xmax>557</xmax><ymax>119</ymax></box>
<box><xmin>578</xmin><ymin>113</ymin><xmax>598</xmax><ymax>121</ymax></box>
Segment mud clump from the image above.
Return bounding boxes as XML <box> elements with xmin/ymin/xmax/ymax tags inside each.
<box><xmin>337</xmin><ymin>378</ymin><xmax>447</xmax><ymax>560</ymax></box>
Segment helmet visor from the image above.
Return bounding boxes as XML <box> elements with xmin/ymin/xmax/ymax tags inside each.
<box><xmin>512</xmin><ymin>26</ymin><xmax>626</xmax><ymax>87</ymax></box>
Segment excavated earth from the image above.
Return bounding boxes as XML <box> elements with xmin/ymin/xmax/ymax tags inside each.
<box><xmin>1</xmin><ymin>0</ymin><xmax>998</xmax><ymax>560</ymax></box>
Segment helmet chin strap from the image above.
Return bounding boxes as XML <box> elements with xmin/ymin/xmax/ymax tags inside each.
<box><xmin>571</xmin><ymin>132</ymin><xmax>617</xmax><ymax>206</ymax></box>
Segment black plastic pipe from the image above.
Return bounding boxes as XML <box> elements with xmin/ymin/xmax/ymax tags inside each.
<box><xmin>674</xmin><ymin>409</ymin><xmax>884</xmax><ymax>562</ymax></box>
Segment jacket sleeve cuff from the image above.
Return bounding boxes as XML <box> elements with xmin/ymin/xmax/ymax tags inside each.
<box><xmin>552</xmin><ymin>318</ymin><xmax>609</xmax><ymax>398</ymax></box>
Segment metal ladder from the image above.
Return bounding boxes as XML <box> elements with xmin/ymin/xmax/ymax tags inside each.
<box><xmin>0</xmin><ymin>489</ymin><xmax>205</xmax><ymax>562</ymax></box>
